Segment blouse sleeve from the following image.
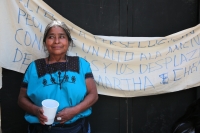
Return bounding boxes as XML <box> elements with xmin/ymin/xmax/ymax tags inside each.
<box><xmin>21</xmin><ymin>61</ymin><xmax>35</xmax><ymax>88</ymax></box>
<box><xmin>79</xmin><ymin>57</ymin><xmax>94</xmax><ymax>79</ymax></box>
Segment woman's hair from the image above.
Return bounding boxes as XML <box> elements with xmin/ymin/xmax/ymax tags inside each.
<box><xmin>43</xmin><ymin>20</ymin><xmax>73</xmax><ymax>46</ymax></box>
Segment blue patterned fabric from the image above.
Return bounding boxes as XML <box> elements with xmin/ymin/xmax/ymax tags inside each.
<box><xmin>22</xmin><ymin>56</ymin><xmax>93</xmax><ymax>124</ymax></box>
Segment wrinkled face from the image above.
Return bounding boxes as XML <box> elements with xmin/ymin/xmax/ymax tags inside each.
<box><xmin>45</xmin><ymin>26</ymin><xmax>69</xmax><ymax>56</ymax></box>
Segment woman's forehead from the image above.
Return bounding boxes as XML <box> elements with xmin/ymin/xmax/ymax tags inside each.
<box><xmin>47</xmin><ymin>26</ymin><xmax>66</xmax><ymax>34</ymax></box>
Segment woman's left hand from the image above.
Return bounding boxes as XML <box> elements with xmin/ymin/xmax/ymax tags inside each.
<box><xmin>55</xmin><ymin>107</ymin><xmax>75</xmax><ymax>124</ymax></box>
<box><xmin>55</xmin><ymin>78</ymin><xmax>98</xmax><ymax>124</ymax></box>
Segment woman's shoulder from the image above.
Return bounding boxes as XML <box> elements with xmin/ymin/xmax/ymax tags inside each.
<box><xmin>34</xmin><ymin>58</ymin><xmax>46</xmax><ymax>62</ymax></box>
<box><xmin>33</xmin><ymin>58</ymin><xmax>46</xmax><ymax>65</ymax></box>
<box><xmin>26</xmin><ymin>58</ymin><xmax>46</xmax><ymax>68</ymax></box>
<box><xmin>68</xmin><ymin>56</ymin><xmax>89</xmax><ymax>64</ymax></box>
<box><xmin>24</xmin><ymin>58</ymin><xmax>45</xmax><ymax>74</ymax></box>
<box><xmin>32</xmin><ymin>58</ymin><xmax>47</xmax><ymax>77</ymax></box>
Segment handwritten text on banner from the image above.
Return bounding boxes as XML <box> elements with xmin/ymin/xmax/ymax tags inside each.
<box><xmin>0</xmin><ymin>0</ymin><xmax>200</xmax><ymax>97</ymax></box>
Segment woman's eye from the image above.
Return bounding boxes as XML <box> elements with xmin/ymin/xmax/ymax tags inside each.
<box><xmin>48</xmin><ymin>36</ymin><xmax>54</xmax><ymax>39</ymax></box>
<box><xmin>60</xmin><ymin>35</ymin><xmax>65</xmax><ymax>38</ymax></box>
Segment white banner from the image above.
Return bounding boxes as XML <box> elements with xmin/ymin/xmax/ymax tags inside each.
<box><xmin>0</xmin><ymin>0</ymin><xmax>200</xmax><ymax>97</ymax></box>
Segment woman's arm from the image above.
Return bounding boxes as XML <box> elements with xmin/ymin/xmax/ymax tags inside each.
<box><xmin>74</xmin><ymin>77</ymin><xmax>98</xmax><ymax>113</ymax></box>
<box><xmin>18</xmin><ymin>87</ymin><xmax>47</xmax><ymax>124</ymax></box>
<box><xmin>56</xmin><ymin>78</ymin><xmax>98</xmax><ymax>124</ymax></box>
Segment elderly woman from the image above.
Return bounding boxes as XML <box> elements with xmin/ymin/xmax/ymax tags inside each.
<box><xmin>18</xmin><ymin>20</ymin><xmax>98</xmax><ymax>133</ymax></box>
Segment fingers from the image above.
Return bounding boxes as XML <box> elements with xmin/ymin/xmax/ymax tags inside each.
<box><xmin>37</xmin><ymin>108</ymin><xmax>43</xmax><ymax>115</ymax></box>
<box><xmin>55</xmin><ymin>108</ymin><xmax>75</xmax><ymax>124</ymax></box>
<box><xmin>37</xmin><ymin>107</ymin><xmax>47</xmax><ymax>125</ymax></box>
<box><xmin>55</xmin><ymin>114</ymin><xmax>67</xmax><ymax>124</ymax></box>
<box><xmin>55</xmin><ymin>115</ymin><xmax>63</xmax><ymax>122</ymax></box>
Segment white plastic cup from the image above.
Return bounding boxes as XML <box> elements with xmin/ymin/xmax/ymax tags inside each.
<box><xmin>42</xmin><ymin>99</ymin><xmax>59</xmax><ymax>125</ymax></box>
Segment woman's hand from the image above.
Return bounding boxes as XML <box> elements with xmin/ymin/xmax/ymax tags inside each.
<box><xmin>36</xmin><ymin>107</ymin><xmax>48</xmax><ymax>125</ymax></box>
<box><xmin>55</xmin><ymin>107</ymin><xmax>76</xmax><ymax>124</ymax></box>
<box><xmin>18</xmin><ymin>88</ymin><xmax>48</xmax><ymax>125</ymax></box>
<box><xmin>54</xmin><ymin>78</ymin><xmax>98</xmax><ymax>124</ymax></box>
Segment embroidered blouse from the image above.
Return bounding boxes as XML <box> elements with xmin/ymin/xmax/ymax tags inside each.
<box><xmin>21</xmin><ymin>56</ymin><xmax>94</xmax><ymax>124</ymax></box>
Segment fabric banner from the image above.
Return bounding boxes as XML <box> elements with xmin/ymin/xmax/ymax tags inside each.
<box><xmin>1</xmin><ymin>0</ymin><xmax>200</xmax><ymax>97</ymax></box>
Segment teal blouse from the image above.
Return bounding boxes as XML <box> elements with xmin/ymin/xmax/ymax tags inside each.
<box><xmin>21</xmin><ymin>56</ymin><xmax>94</xmax><ymax>124</ymax></box>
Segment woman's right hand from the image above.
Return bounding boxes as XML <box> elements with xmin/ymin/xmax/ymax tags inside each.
<box><xmin>36</xmin><ymin>107</ymin><xmax>47</xmax><ymax>125</ymax></box>
<box><xmin>18</xmin><ymin>88</ymin><xmax>48</xmax><ymax>125</ymax></box>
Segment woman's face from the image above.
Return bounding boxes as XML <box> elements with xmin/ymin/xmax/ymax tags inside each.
<box><xmin>45</xmin><ymin>26</ymin><xmax>69</xmax><ymax>57</ymax></box>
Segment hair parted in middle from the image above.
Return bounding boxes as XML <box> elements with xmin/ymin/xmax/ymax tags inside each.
<box><xmin>43</xmin><ymin>20</ymin><xmax>73</xmax><ymax>46</ymax></box>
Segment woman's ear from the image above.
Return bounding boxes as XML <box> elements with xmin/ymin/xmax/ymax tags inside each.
<box><xmin>43</xmin><ymin>42</ymin><xmax>48</xmax><ymax>52</ymax></box>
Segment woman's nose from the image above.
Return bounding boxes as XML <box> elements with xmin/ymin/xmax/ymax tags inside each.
<box><xmin>55</xmin><ymin>37</ymin><xmax>59</xmax><ymax>43</ymax></box>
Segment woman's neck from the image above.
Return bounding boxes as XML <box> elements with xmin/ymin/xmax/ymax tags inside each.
<box><xmin>47</xmin><ymin>55</ymin><xmax>66</xmax><ymax>64</ymax></box>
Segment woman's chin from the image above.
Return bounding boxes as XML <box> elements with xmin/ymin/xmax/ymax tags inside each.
<box><xmin>49</xmin><ymin>52</ymin><xmax>66</xmax><ymax>56</ymax></box>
